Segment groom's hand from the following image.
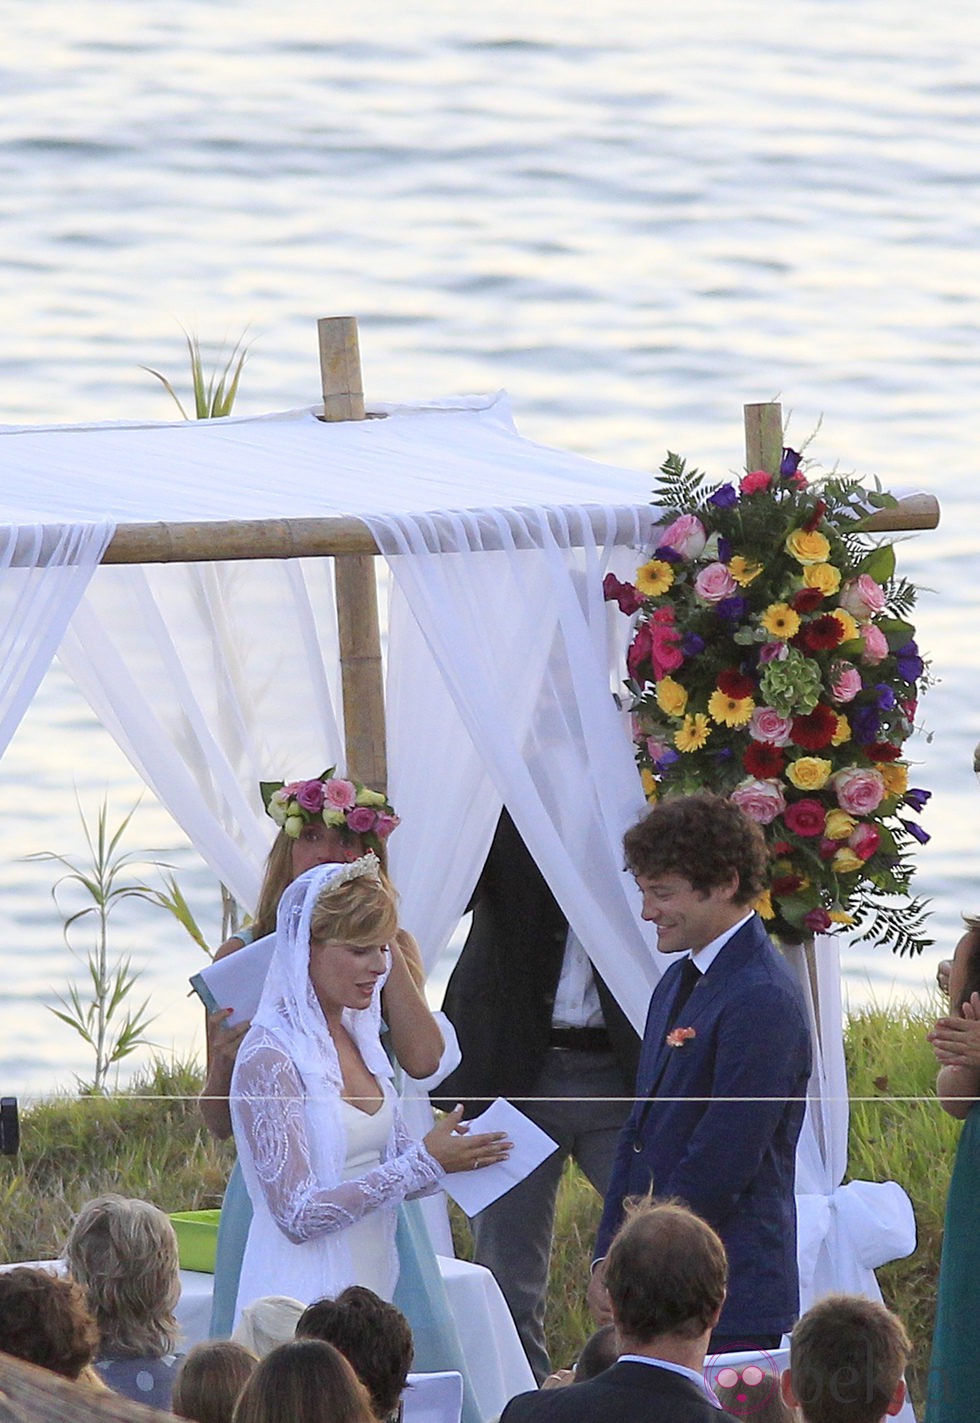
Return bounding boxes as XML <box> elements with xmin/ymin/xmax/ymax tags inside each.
<box><xmin>586</xmin><ymin>1258</ymin><xmax>613</xmax><ymax>1326</ymax></box>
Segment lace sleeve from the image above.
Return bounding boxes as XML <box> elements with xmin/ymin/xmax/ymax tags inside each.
<box><xmin>232</xmin><ymin>1034</ymin><xmax>444</xmax><ymax>1245</ymax></box>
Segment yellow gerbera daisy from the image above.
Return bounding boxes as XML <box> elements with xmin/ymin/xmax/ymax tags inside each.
<box><xmin>707</xmin><ymin>689</ymin><xmax>755</xmax><ymax>727</ymax></box>
<box><xmin>755</xmin><ymin>889</ymin><xmax>776</xmax><ymax>920</ymax></box>
<box><xmin>635</xmin><ymin>559</ymin><xmax>675</xmax><ymax>597</ymax></box>
<box><xmin>728</xmin><ymin>554</ymin><xmax>763</xmax><ymax>587</ymax></box>
<box><xmin>640</xmin><ymin>767</ymin><xmax>659</xmax><ymax>802</ymax></box>
<box><xmin>760</xmin><ymin>603</ymin><xmax>801</xmax><ymax>640</ymax></box>
<box><xmin>878</xmin><ymin>762</ymin><xmax>909</xmax><ymax>797</ymax></box>
<box><xmin>674</xmin><ymin>714</ymin><xmax>711</xmax><ymax>753</ymax></box>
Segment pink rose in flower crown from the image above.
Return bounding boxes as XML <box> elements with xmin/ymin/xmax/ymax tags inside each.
<box><xmin>694</xmin><ymin>563</ymin><xmax>738</xmax><ymax>604</ymax></box>
<box><xmin>294</xmin><ymin>780</ymin><xmax>326</xmax><ymax>813</ymax></box>
<box><xmin>657</xmin><ymin>513</ymin><xmax>707</xmax><ymax>561</ymax></box>
<box><xmin>730</xmin><ymin>777</ymin><xmax>787</xmax><ymax>825</ymax></box>
<box><xmin>740</xmin><ymin>470</ymin><xmax>772</xmax><ymax>495</ymax></box>
<box><xmin>748</xmin><ymin>706</ymin><xmax>794</xmax><ymax>747</ymax></box>
<box><xmin>324</xmin><ymin>778</ymin><xmax>358</xmax><ymax>811</ymax></box>
<box><xmin>829</xmin><ymin>662</ymin><xmax>863</xmax><ymax>705</ymax></box>
<box><xmin>649</xmin><ymin>607</ymin><xmax>685</xmax><ymax>679</ymax></box>
<box><xmin>374</xmin><ymin>812</ymin><xmax>400</xmax><ymax>839</ymax></box>
<box><xmin>859</xmin><ymin>624</ymin><xmax>889</xmax><ymax>665</ymax></box>
<box><xmin>838</xmin><ymin>574</ymin><xmax>887</xmax><ymax>623</ymax></box>
<box><xmin>848</xmin><ymin>821</ymin><xmax>881</xmax><ymax>861</ymax></box>
<box><xmin>783</xmin><ymin>798</ymin><xmax>827</xmax><ymax>837</ymax></box>
<box><xmin>833</xmin><ymin>766</ymin><xmax>886</xmax><ymax>815</ymax></box>
<box><xmin>346</xmin><ymin>806</ymin><xmax>378</xmax><ymax>835</ymax></box>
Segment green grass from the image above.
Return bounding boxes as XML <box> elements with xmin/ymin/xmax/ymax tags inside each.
<box><xmin>0</xmin><ymin>1005</ymin><xmax>955</xmax><ymax>1405</ymax></box>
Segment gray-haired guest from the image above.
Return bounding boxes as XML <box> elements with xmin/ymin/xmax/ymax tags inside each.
<box><xmin>66</xmin><ymin>1194</ymin><xmax>183</xmax><ymax>1409</ymax></box>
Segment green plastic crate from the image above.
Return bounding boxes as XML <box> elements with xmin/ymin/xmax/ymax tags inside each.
<box><xmin>169</xmin><ymin>1209</ymin><xmax>221</xmax><ymax>1274</ymax></box>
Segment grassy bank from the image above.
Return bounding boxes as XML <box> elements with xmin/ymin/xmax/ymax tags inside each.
<box><xmin>0</xmin><ymin>1004</ymin><xmax>954</xmax><ymax>1404</ymax></box>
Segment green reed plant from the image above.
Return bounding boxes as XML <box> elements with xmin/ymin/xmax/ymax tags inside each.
<box><xmin>143</xmin><ymin>329</ymin><xmax>250</xmax><ymax>419</ymax></box>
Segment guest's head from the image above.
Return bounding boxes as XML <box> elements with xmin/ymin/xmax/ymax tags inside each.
<box><xmin>715</xmin><ymin>1364</ymin><xmax>796</xmax><ymax>1421</ymax></box>
<box><xmin>172</xmin><ymin>1342</ymin><xmax>258</xmax><ymax>1423</ymax></box>
<box><xmin>603</xmin><ymin>1198</ymin><xmax>727</xmax><ymax>1354</ymax></box>
<box><xmin>573</xmin><ymin>1324</ymin><xmax>619</xmax><ymax>1382</ymax></box>
<box><xmin>296</xmin><ymin>1287</ymin><xmax>413</xmax><ymax>1423</ymax></box>
<box><xmin>232</xmin><ymin>1297</ymin><xmax>307</xmax><ymax>1359</ymax></box>
<box><xmin>783</xmin><ymin>1295</ymin><xmax>908</xmax><ymax>1423</ymax></box>
<box><xmin>65</xmin><ymin>1194</ymin><xmax>180</xmax><ymax>1358</ymax></box>
<box><xmin>233</xmin><ymin>1339</ymin><xmax>373</xmax><ymax>1423</ymax></box>
<box><xmin>0</xmin><ymin>1267</ymin><xmax>99</xmax><ymax>1380</ymax></box>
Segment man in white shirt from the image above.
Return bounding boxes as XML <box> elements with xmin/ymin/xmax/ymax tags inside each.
<box><xmin>501</xmin><ymin>1199</ymin><xmax>740</xmax><ymax>1423</ymax></box>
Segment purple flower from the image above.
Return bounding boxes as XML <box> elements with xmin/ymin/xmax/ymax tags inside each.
<box><xmin>714</xmin><ymin>747</ymin><xmax>734</xmax><ymax>761</ymax></box>
<box><xmin>896</xmin><ymin>641</ymin><xmax>924</xmax><ymax>682</ymax></box>
<box><xmin>875</xmin><ymin>684</ymin><xmax>896</xmax><ymax>711</ymax></box>
<box><xmin>850</xmin><ymin>704</ymin><xmax>881</xmax><ymax>745</ymax></box>
<box><xmin>655</xmin><ymin>545</ymin><xmax>683</xmax><ymax>564</ymax></box>
<box><xmin>655</xmin><ymin>748</ymin><xmax>681</xmax><ymax>770</ymax></box>
<box><xmin>717</xmin><ymin>536</ymin><xmax>733</xmax><ymax>564</ymax></box>
<box><xmin>708</xmin><ymin>482</ymin><xmax>738</xmax><ymax>508</ymax></box>
<box><xmin>716</xmin><ymin>595</ymin><xmax>748</xmax><ymax>622</ymax></box>
<box><xmin>682</xmin><ymin>632</ymin><xmax>706</xmax><ymax>656</ymax></box>
<box><xmin>781</xmin><ymin>447</ymin><xmax>803</xmax><ymax>475</ymax></box>
<box><xmin>901</xmin><ymin>819</ymin><xmax>931</xmax><ymax>845</ymax></box>
<box><xmin>904</xmin><ymin>788</ymin><xmax>931</xmax><ymax>813</ymax></box>
<box><xmin>758</xmin><ymin>641</ymin><xmax>789</xmax><ymax>664</ymax></box>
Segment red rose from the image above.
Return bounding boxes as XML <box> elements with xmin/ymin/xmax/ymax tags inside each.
<box><xmin>717</xmin><ymin>667</ymin><xmax>756</xmax><ymax>700</ymax></box>
<box><xmin>603</xmin><ymin>572</ymin><xmax>643</xmax><ymax>616</ymax></box>
<box><xmin>744</xmin><ymin>742</ymin><xmax>785</xmax><ymax>779</ymax></box>
<box><xmin>772</xmin><ymin>873</ymin><xmax>805</xmax><ymax>896</ymax></box>
<box><xmin>804</xmin><ymin>907</ymin><xmax>833</xmax><ymax>934</ymax></box>
<box><xmin>771</xmin><ymin>840</ymin><xmax>793</xmax><ymax>857</ymax></box>
<box><xmin>803</xmin><ymin>498</ymin><xmax>827</xmax><ymax>533</ymax></box>
<box><xmin>783</xmin><ymin>799</ymin><xmax>827</xmax><ymax>837</ymax></box>
<box><xmin>792</xmin><ymin>587</ymin><xmax>825</xmax><ymax>614</ymax></box>
<box><xmin>626</xmin><ymin>624</ymin><xmax>652</xmax><ymax>680</ymax></box>
<box><xmin>791</xmin><ymin>704</ymin><xmax>838</xmax><ymax>750</ymax></box>
<box><xmin>867</xmin><ymin>741</ymin><xmax>902</xmax><ymax>762</ymax></box>
<box><xmin>799</xmin><ymin>615</ymin><xmax>845</xmax><ymax>652</ymax></box>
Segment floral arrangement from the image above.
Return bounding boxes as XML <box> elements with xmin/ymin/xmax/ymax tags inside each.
<box><xmin>604</xmin><ymin>450</ymin><xmax>931</xmax><ymax>956</ymax></box>
<box><xmin>260</xmin><ymin>770</ymin><xmax>399</xmax><ymax>851</ymax></box>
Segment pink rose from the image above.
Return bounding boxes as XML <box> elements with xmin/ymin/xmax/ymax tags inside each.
<box><xmin>657</xmin><ymin>514</ymin><xmax>707</xmax><ymax>561</ymax></box>
<box><xmin>783</xmin><ymin>799</ymin><xmax>827</xmax><ymax>837</ymax></box>
<box><xmin>848</xmin><ymin>821</ymin><xmax>881</xmax><ymax>861</ymax></box>
<box><xmin>626</xmin><ymin>623</ymin><xmax>652</xmax><ymax>681</ymax></box>
<box><xmin>804</xmin><ymin>908</ymin><xmax>833</xmax><ymax>934</ymax></box>
<box><xmin>649</xmin><ymin>607</ymin><xmax>684</xmax><ymax>679</ymax></box>
<box><xmin>740</xmin><ymin>470</ymin><xmax>772</xmax><ymax>495</ymax></box>
<box><xmin>375</xmin><ymin>812</ymin><xmax>400</xmax><ymax>839</ymax></box>
<box><xmin>324</xmin><ymin>777</ymin><xmax>357</xmax><ymax>810</ymax></box>
<box><xmin>839</xmin><ymin>574</ymin><xmax>887</xmax><ymax>623</ymax></box>
<box><xmin>748</xmin><ymin>707</ymin><xmax>794</xmax><ymax>747</ymax></box>
<box><xmin>645</xmin><ymin>734</ymin><xmax>671</xmax><ymax>762</ymax></box>
<box><xmin>860</xmin><ymin>624</ymin><xmax>889</xmax><ymax>665</ymax></box>
<box><xmin>294</xmin><ymin>780</ymin><xmax>326</xmax><ymax>813</ymax></box>
<box><xmin>346</xmin><ymin>806</ymin><xmax>378</xmax><ymax>834</ymax></box>
<box><xmin>833</xmin><ymin>766</ymin><xmax>886</xmax><ymax>815</ymax></box>
<box><xmin>730</xmin><ymin>778</ymin><xmax>787</xmax><ymax>825</ymax></box>
<box><xmin>829</xmin><ymin>661</ymin><xmax>863</xmax><ymax>704</ymax></box>
<box><xmin>694</xmin><ymin>562</ymin><xmax>737</xmax><ymax>604</ymax></box>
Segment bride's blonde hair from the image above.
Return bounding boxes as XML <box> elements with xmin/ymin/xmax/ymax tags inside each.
<box><xmin>310</xmin><ymin>875</ymin><xmax>398</xmax><ymax>949</ymax></box>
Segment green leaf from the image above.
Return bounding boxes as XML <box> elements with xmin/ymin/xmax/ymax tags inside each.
<box><xmin>857</xmin><ymin>545</ymin><xmax>896</xmax><ymax>583</ymax></box>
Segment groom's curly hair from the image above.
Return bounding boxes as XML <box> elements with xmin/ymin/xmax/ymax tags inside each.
<box><xmin>623</xmin><ymin>791</ymin><xmax>767</xmax><ymax>903</ymax></box>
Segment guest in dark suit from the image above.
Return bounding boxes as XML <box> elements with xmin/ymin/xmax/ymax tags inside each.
<box><xmin>588</xmin><ymin>793</ymin><xmax>812</xmax><ymax>1353</ymax></box>
<box><xmin>434</xmin><ymin>808</ymin><xmax>640</xmax><ymax>1381</ymax></box>
<box><xmin>501</xmin><ymin>1199</ymin><xmax>740</xmax><ymax>1423</ymax></box>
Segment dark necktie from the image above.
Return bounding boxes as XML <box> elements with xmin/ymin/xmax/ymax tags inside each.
<box><xmin>666</xmin><ymin>955</ymin><xmax>701</xmax><ymax>1029</ymax></box>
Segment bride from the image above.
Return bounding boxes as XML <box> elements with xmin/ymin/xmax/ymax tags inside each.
<box><xmin>230</xmin><ymin>855</ymin><xmax>510</xmax><ymax>1317</ymax></box>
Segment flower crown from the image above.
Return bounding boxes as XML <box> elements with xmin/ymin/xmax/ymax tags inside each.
<box><xmin>260</xmin><ymin>769</ymin><xmax>400</xmax><ymax>849</ymax></box>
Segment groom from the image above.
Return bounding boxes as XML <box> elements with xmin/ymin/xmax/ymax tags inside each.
<box><xmin>588</xmin><ymin>792</ymin><xmax>812</xmax><ymax>1353</ymax></box>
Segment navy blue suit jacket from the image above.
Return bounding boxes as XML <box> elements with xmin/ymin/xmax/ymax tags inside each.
<box><xmin>500</xmin><ymin>1360</ymin><xmax>740</xmax><ymax>1423</ymax></box>
<box><xmin>595</xmin><ymin>914</ymin><xmax>811</xmax><ymax>1337</ymax></box>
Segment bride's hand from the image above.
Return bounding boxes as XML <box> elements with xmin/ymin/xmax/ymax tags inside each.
<box><xmin>424</xmin><ymin>1104</ymin><xmax>512</xmax><ymax>1175</ymax></box>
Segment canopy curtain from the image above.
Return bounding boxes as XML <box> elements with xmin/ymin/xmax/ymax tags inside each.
<box><xmin>0</xmin><ymin>520</ymin><xmax>114</xmax><ymax>760</ymax></box>
<box><xmin>58</xmin><ymin>557</ymin><xmax>346</xmax><ymax>910</ymax></box>
<box><xmin>369</xmin><ymin>504</ymin><xmax>663</xmax><ymax>1025</ymax></box>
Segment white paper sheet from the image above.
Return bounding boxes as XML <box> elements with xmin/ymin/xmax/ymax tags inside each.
<box><xmin>189</xmin><ymin>933</ymin><xmax>275</xmax><ymax>1026</ymax></box>
<box><xmin>441</xmin><ymin>1098</ymin><xmax>559</xmax><ymax>1217</ymax></box>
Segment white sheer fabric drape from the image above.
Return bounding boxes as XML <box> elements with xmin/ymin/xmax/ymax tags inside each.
<box><xmin>59</xmin><ymin>558</ymin><xmax>346</xmax><ymax>907</ymax></box>
<box><xmin>369</xmin><ymin>504</ymin><xmax>661</xmax><ymax>1023</ymax></box>
<box><xmin>0</xmin><ymin>520</ymin><xmax>113</xmax><ymax>758</ymax></box>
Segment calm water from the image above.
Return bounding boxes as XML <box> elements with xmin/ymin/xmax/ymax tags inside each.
<box><xmin>1</xmin><ymin>0</ymin><xmax>977</xmax><ymax>1096</ymax></box>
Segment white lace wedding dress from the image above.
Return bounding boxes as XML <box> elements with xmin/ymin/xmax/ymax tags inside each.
<box><xmin>228</xmin><ymin>860</ymin><xmax>444</xmax><ymax>1323</ymax></box>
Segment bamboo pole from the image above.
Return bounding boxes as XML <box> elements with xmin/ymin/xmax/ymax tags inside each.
<box><xmin>319</xmin><ymin>318</ymin><xmax>387</xmax><ymax>794</ymax></box>
<box><xmin>744</xmin><ymin>401</ymin><xmax>785</xmax><ymax>475</ymax></box>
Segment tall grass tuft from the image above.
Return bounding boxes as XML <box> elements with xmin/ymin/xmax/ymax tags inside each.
<box><xmin>143</xmin><ymin>329</ymin><xmax>250</xmax><ymax>420</ymax></box>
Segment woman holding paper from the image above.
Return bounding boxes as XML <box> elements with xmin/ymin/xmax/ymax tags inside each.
<box><xmin>229</xmin><ymin>856</ymin><xmax>510</xmax><ymax>1315</ymax></box>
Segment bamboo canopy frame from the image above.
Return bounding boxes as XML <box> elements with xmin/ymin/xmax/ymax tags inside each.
<box><xmin>93</xmin><ymin>317</ymin><xmax>941</xmax><ymax>797</ymax></box>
